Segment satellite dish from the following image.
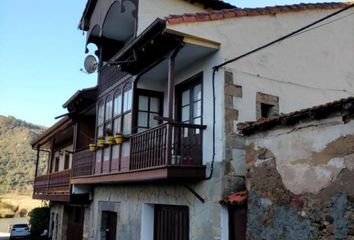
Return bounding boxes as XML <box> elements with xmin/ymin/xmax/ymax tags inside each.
<box><xmin>84</xmin><ymin>55</ymin><xmax>97</xmax><ymax>74</ymax></box>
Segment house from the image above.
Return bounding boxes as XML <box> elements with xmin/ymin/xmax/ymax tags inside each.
<box><xmin>31</xmin><ymin>0</ymin><xmax>354</xmax><ymax>239</ymax></box>
<box><xmin>238</xmin><ymin>97</ymin><xmax>354</xmax><ymax>240</ymax></box>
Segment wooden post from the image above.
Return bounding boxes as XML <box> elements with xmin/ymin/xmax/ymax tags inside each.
<box><xmin>34</xmin><ymin>147</ymin><xmax>40</xmax><ymax>177</ymax></box>
<box><xmin>165</xmin><ymin>46</ymin><xmax>182</xmax><ymax>165</ymax></box>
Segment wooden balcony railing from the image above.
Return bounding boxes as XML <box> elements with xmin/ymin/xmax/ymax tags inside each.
<box><xmin>33</xmin><ymin>169</ymin><xmax>71</xmax><ymax>201</ymax></box>
<box><xmin>72</xmin><ymin>149</ymin><xmax>94</xmax><ymax>177</ymax></box>
<box><xmin>71</xmin><ymin>122</ymin><xmax>206</xmax><ymax>183</ymax></box>
<box><xmin>130</xmin><ymin>122</ymin><xmax>206</xmax><ymax>170</ymax></box>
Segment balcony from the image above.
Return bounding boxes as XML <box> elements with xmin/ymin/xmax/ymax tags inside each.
<box><xmin>71</xmin><ymin>122</ymin><xmax>206</xmax><ymax>185</ymax></box>
<box><xmin>33</xmin><ymin>169</ymin><xmax>71</xmax><ymax>202</ymax></box>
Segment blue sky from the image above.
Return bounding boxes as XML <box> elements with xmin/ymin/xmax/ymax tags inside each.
<box><xmin>0</xmin><ymin>0</ymin><xmax>345</xmax><ymax>127</ymax></box>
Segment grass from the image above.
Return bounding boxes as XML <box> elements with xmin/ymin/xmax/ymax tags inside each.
<box><xmin>0</xmin><ymin>193</ymin><xmax>44</xmax><ymax>218</ymax></box>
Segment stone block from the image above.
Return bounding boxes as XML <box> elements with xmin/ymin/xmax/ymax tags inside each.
<box><xmin>225</xmin><ymin>84</ymin><xmax>242</xmax><ymax>97</ymax></box>
<box><xmin>224</xmin><ymin>71</ymin><xmax>233</xmax><ymax>84</ymax></box>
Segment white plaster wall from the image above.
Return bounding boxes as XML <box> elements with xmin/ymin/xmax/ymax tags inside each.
<box><xmin>137</xmin><ymin>0</ymin><xmax>208</xmax><ymax>34</ymax></box>
<box><xmin>168</xmin><ymin>8</ymin><xmax>354</xmax><ymax>123</ymax></box>
<box><xmin>246</xmin><ymin>116</ymin><xmax>354</xmax><ymax>194</ymax></box>
<box><xmin>52</xmin><ymin>145</ymin><xmax>73</xmax><ymax>172</ymax></box>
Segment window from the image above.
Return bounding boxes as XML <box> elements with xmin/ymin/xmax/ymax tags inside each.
<box><xmin>136</xmin><ymin>90</ymin><xmax>163</xmax><ymax>133</ymax></box>
<box><xmin>154</xmin><ymin>205</ymin><xmax>189</xmax><ymax>240</ymax></box>
<box><xmin>54</xmin><ymin>157</ymin><xmax>59</xmax><ymax>172</ymax></box>
<box><xmin>256</xmin><ymin>92</ymin><xmax>279</xmax><ymax>119</ymax></box>
<box><xmin>177</xmin><ymin>74</ymin><xmax>202</xmax><ymax>125</ymax></box>
<box><xmin>64</xmin><ymin>153</ymin><xmax>70</xmax><ymax>170</ymax></box>
<box><xmin>95</xmin><ymin>83</ymin><xmax>132</xmax><ymax>174</ymax></box>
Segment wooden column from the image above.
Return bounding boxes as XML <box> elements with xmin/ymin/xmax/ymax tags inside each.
<box><xmin>34</xmin><ymin>147</ymin><xmax>40</xmax><ymax>177</ymax></box>
<box><xmin>165</xmin><ymin>47</ymin><xmax>181</xmax><ymax>165</ymax></box>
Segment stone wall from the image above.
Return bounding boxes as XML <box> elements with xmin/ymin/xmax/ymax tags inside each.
<box><xmin>49</xmin><ymin>203</ymin><xmax>67</xmax><ymax>240</ymax></box>
<box><xmin>245</xmin><ymin>115</ymin><xmax>354</xmax><ymax>240</ymax></box>
<box><xmin>82</xmin><ymin>163</ymin><xmax>228</xmax><ymax>240</ymax></box>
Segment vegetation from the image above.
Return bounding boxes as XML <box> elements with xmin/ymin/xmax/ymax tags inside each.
<box><xmin>0</xmin><ymin>193</ymin><xmax>43</xmax><ymax>218</ymax></box>
<box><xmin>0</xmin><ymin>115</ymin><xmax>46</xmax><ymax>194</ymax></box>
<box><xmin>28</xmin><ymin>206</ymin><xmax>50</xmax><ymax>236</ymax></box>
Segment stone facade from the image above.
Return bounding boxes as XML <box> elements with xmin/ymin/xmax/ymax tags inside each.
<box><xmin>49</xmin><ymin>203</ymin><xmax>68</xmax><ymax>240</ymax></box>
<box><xmin>244</xmin><ymin>113</ymin><xmax>354</xmax><ymax>240</ymax></box>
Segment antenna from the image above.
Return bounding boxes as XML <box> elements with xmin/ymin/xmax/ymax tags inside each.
<box><xmin>83</xmin><ymin>55</ymin><xmax>98</xmax><ymax>74</ymax></box>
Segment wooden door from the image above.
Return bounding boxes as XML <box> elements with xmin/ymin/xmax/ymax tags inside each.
<box><xmin>101</xmin><ymin>211</ymin><xmax>117</xmax><ymax>240</ymax></box>
<box><xmin>154</xmin><ymin>205</ymin><xmax>189</xmax><ymax>240</ymax></box>
<box><xmin>229</xmin><ymin>204</ymin><xmax>247</xmax><ymax>240</ymax></box>
<box><xmin>67</xmin><ymin>207</ymin><xmax>85</xmax><ymax>240</ymax></box>
<box><xmin>176</xmin><ymin>76</ymin><xmax>202</xmax><ymax>165</ymax></box>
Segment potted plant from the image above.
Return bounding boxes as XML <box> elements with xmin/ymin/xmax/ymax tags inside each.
<box><xmin>114</xmin><ymin>132</ymin><xmax>124</xmax><ymax>144</ymax></box>
<box><xmin>97</xmin><ymin>137</ymin><xmax>105</xmax><ymax>148</ymax></box>
<box><xmin>89</xmin><ymin>143</ymin><xmax>96</xmax><ymax>152</ymax></box>
<box><xmin>105</xmin><ymin>128</ymin><xmax>115</xmax><ymax>145</ymax></box>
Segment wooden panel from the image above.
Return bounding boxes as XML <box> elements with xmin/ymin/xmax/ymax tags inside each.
<box><xmin>67</xmin><ymin>206</ymin><xmax>85</xmax><ymax>240</ymax></box>
<box><xmin>229</xmin><ymin>204</ymin><xmax>247</xmax><ymax>240</ymax></box>
<box><xmin>72</xmin><ymin>149</ymin><xmax>94</xmax><ymax>177</ymax></box>
<box><xmin>99</xmin><ymin>65</ymin><xmax>128</xmax><ymax>94</ymax></box>
<box><xmin>154</xmin><ymin>205</ymin><xmax>189</xmax><ymax>240</ymax></box>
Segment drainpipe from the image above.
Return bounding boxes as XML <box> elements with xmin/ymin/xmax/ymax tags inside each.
<box><xmin>165</xmin><ymin>46</ymin><xmax>183</xmax><ymax>165</ymax></box>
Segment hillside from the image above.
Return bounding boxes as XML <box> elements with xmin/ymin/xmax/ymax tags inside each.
<box><xmin>0</xmin><ymin>115</ymin><xmax>46</xmax><ymax>194</ymax></box>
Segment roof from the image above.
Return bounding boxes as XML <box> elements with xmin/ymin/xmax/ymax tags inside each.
<box><xmin>78</xmin><ymin>0</ymin><xmax>235</xmax><ymax>31</ymax></box>
<box><xmin>220</xmin><ymin>191</ymin><xmax>248</xmax><ymax>205</ymax></box>
<box><xmin>238</xmin><ymin>97</ymin><xmax>354</xmax><ymax>135</ymax></box>
<box><xmin>31</xmin><ymin>117</ymin><xmax>73</xmax><ymax>148</ymax></box>
<box><xmin>166</xmin><ymin>2</ymin><xmax>350</xmax><ymax>25</ymax></box>
<box><xmin>62</xmin><ymin>86</ymin><xmax>97</xmax><ymax>113</ymax></box>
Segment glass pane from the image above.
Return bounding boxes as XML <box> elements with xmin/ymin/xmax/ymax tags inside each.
<box><xmin>96</xmin><ymin>150</ymin><xmax>102</xmax><ymax>163</ymax></box>
<box><xmin>194</xmin><ymin>84</ymin><xmax>202</xmax><ymax>101</ymax></box>
<box><xmin>138</xmin><ymin>112</ymin><xmax>148</xmax><ymax>127</ymax></box>
<box><xmin>193</xmin><ymin>100</ymin><xmax>201</xmax><ymax>118</ymax></box>
<box><xmin>149</xmin><ymin>114</ymin><xmax>159</xmax><ymax>128</ymax></box>
<box><xmin>193</xmin><ymin>117</ymin><xmax>201</xmax><ymax>125</ymax></box>
<box><xmin>103</xmin><ymin>148</ymin><xmax>110</xmax><ymax>162</ymax></box>
<box><xmin>182</xmin><ymin>90</ymin><xmax>190</xmax><ymax>106</ymax></box>
<box><xmin>122</xmin><ymin>142</ymin><xmax>130</xmax><ymax>157</ymax></box>
<box><xmin>150</xmin><ymin>97</ymin><xmax>159</xmax><ymax>112</ymax></box>
<box><xmin>98</xmin><ymin>103</ymin><xmax>104</xmax><ymax>125</ymax></box>
<box><xmin>112</xmin><ymin>145</ymin><xmax>120</xmax><ymax>160</ymax></box>
<box><xmin>123</xmin><ymin>89</ymin><xmax>132</xmax><ymax>112</ymax></box>
<box><xmin>182</xmin><ymin>106</ymin><xmax>190</xmax><ymax>122</ymax></box>
<box><xmin>113</xmin><ymin>94</ymin><xmax>122</xmax><ymax>116</ymax></box>
<box><xmin>138</xmin><ymin>95</ymin><xmax>148</xmax><ymax>111</ymax></box>
<box><xmin>97</xmin><ymin>126</ymin><xmax>104</xmax><ymax>138</ymax></box>
<box><xmin>113</xmin><ymin>118</ymin><xmax>121</xmax><ymax>135</ymax></box>
<box><xmin>105</xmin><ymin>123</ymin><xmax>112</xmax><ymax>136</ymax></box>
<box><xmin>123</xmin><ymin>113</ymin><xmax>131</xmax><ymax>135</ymax></box>
<box><xmin>105</xmin><ymin>99</ymin><xmax>112</xmax><ymax>120</ymax></box>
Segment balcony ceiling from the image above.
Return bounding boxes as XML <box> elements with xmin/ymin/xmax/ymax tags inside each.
<box><xmin>138</xmin><ymin>39</ymin><xmax>219</xmax><ymax>88</ymax></box>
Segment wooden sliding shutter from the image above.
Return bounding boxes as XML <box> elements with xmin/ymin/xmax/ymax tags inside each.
<box><xmin>154</xmin><ymin>205</ymin><xmax>189</xmax><ymax>240</ymax></box>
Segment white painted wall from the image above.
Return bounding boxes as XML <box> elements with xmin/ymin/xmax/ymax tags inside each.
<box><xmin>140</xmin><ymin>204</ymin><xmax>154</xmax><ymax>240</ymax></box>
<box><xmin>168</xmin><ymin>8</ymin><xmax>354</xmax><ymax>124</ymax></box>
<box><xmin>52</xmin><ymin>144</ymin><xmax>73</xmax><ymax>172</ymax></box>
<box><xmin>137</xmin><ymin>0</ymin><xmax>208</xmax><ymax>34</ymax></box>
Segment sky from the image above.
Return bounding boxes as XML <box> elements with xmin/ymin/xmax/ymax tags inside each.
<box><xmin>0</xmin><ymin>0</ymin><xmax>346</xmax><ymax>127</ymax></box>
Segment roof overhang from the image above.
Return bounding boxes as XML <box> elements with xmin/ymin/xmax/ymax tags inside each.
<box><xmin>31</xmin><ymin>117</ymin><xmax>74</xmax><ymax>149</ymax></box>
<box><xmin>106</xmin><ymin>18</ymin><xmax>220</xmax><ymax>76</ymax></box>
<box><xmin>63</xmin><ymin>86</ymin><xmax>97</xmax><ymax>113</ymax></box>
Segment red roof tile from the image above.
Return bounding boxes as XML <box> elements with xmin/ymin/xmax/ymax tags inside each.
<box><xmin>166</xmin><ymin>2</ymin><xmax>350</xmax><ymax>25</ymax></box>
<box><xmin>221</xmin><ymin>191</ymin><xmax>248</xmax><ymax>205</ymax></box>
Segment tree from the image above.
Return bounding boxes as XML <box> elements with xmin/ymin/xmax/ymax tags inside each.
<box><xmin>28</xmin><ymin>207</ymin><xmax>50</xmax><ymax>236</ymax></box>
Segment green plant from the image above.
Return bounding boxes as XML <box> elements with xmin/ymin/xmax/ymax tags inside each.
<box><xmin>28</xmin><ymin>207</ymin><xmax>50</xmax><ymax>236</ymax></box>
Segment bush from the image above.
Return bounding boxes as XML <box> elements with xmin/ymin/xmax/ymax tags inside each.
<box><xmin>19</xmin><ymin>208</ymin><xmax>28</xmax><ymax>217</ymax></box>
<box><xmin>28</xmin><ymin>207</ymin><xmax>50</xmax><ymax>236</ymax></box>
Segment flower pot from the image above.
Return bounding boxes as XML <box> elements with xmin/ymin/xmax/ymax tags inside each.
<box><xmin>114</xmin><ymin>133</ymin><xmax>123</xmax><ymax>144</ymax></box>
<box><xmin>89</xmin><ymin>144</ymin><xmax>96</xmax><ymax>152</ymax></box>
<box><xmin>106</xmin><ymin>135</ymin><xmax>114</xmax><ymax>145</ymax></box>
<box><xmin>97</xmin><ymin>138</ymin><xmax>105</xmax><ymax>148</ymax></box>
